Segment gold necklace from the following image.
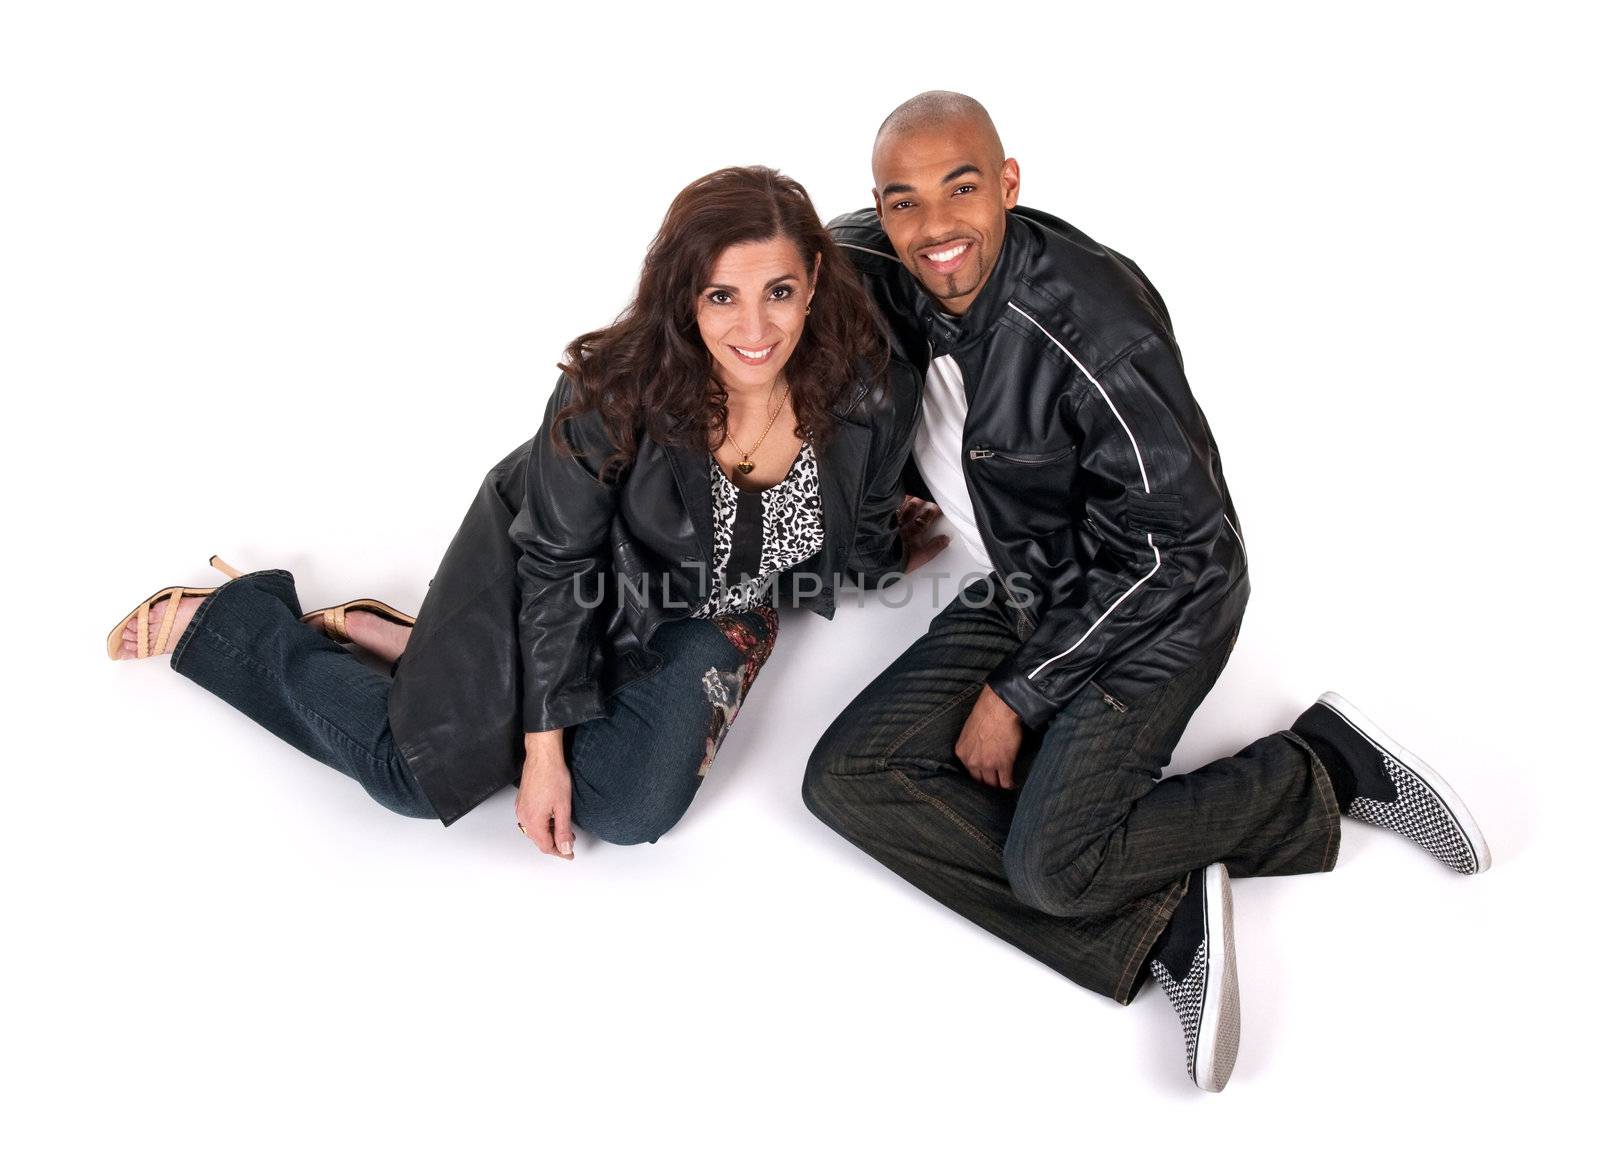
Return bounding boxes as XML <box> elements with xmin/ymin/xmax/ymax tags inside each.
<box><xmin>726</xmin><ymin>381</ymin><xmax>790</xmax><ymax>476</ymax></box>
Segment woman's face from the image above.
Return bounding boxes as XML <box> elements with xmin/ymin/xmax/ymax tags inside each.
<box><xmin>696</xmin><ymin>236</ymin><xmax>819</xmax><ymax>395</ymax></box>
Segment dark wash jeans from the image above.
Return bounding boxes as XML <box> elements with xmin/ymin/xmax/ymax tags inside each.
<box><xmin>803</xmin><ymin>574</ymin><xmax>1341</xmax><ymax>1005</ymax></box>
<box><xmin>169</xmin><ymin>569</ymin><xmax>777</xmax><ymax>842</ymax></box>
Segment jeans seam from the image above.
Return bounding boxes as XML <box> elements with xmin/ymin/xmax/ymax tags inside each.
<box><xmin>1115</xmin><ymin>878</ymin><xmax>1187</xmax><ymax>1005</ymax></box>
<box><xmin>1045</xmin><ymin>714</ymin><xmax>1153</xmax><ymax>892</ymax></box>
<box><xmin>1284</xmin><ymin>729</ymin><xmax>1343</xmax><ymax>872</ymax></box>
<box><xmin>197</xmin><ymin>627</ymin><xmax>387</xmax><ymax>770</ymax></box>
<box><xmin>885</xmin><ymin>765</ymin><xmax>1005</xmax><ymax>856</ymax></box>
<box><xmin>168</xmin><ymin>568</ymin><xmax>294</xmax><ymax>669</ymax></box>
<box><xmin>883</xmin><ymin>682</ymin><xmax>984</xmax><ymax>764</ymax></box>
<box><xmin>1274</xmin><ymin>823</ymin><xmax>1345</xmax><ymax>870</ymax></box>
<box><xmin>1047</xmin><ymin>645</ymin><xmax>1235</xmax><ymax>894</ymax></box>
<box><xmin>877</xmin><ymin>682</ymin><xmax>998</xmax><ymax>851</ymax></box>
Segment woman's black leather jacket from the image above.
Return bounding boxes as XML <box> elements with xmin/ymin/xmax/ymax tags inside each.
<box><xmin>388</xmin><ymin>364</ymin><xmax>918</xmax><ymax>824</ymax></box>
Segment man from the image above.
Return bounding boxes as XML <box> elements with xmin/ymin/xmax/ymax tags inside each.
<box><xmin>804</xmin><ymin>91</ymin><xmax>1491</xmax><ymax>1092</ymax></box>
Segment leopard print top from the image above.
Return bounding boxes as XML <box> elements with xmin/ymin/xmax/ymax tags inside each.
<box><xmin>691</xmin><ymin>439</ymin><xmax>825</xmax><ymax>619</ymax></box>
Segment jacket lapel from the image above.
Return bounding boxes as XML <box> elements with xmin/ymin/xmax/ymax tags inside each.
<box><xmin>816</xmin><ymin>413</ymin><xmax>871</xmax><ymax>568</ymax></box>
<box><xmin>662</xmin><ymin>442</ymin><xmax>716</xmax><ymax>571</ymax></box>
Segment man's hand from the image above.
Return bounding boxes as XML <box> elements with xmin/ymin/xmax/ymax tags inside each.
<box><xmin>516</xmin><ymin>730</ymin><xmax>575</xmax><ymax>859</ymax></box>
<box><xmin>955</xmin><ymin>685</ymin><xmax>1024</xmax><ymax>789</ymax></box>
<box><xmin>898</xmin><ymin>494</ymin><xmax>950</xmax><ymax>573</ymax></box>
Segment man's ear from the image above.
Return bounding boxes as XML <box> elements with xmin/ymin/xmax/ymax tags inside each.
<box><xmin>1001</xmin><ymin>158</ymin><xmax>1021</xmax><ymax>210</ymax></box>
<box><xmin>872</xmin><ymin>188</ymin><xmax>884</xmax><ymax>222</ymax></box>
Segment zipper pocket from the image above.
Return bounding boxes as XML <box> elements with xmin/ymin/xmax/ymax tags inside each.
<box><xmin>1089</xmin><ymin>678</ymin><xmax>1128</xmax><ymax>713</ymax></box>
<box><xmin>968</xmin><ymin>444</ymin><xmax>1076</xmax><ymax>465</ymax></box>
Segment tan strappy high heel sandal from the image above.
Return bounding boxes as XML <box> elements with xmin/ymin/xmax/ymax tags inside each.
<box><xmin>106</xmin><ymin>555</ymin><xmax>243</xmax><ymax>661</ymax></box>
<box><xmin>300</xmin><ymin>598</ymin><xmax>416</xmax><ymax>644</ymax></box>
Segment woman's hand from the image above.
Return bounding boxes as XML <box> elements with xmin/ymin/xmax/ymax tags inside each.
<box><xmin>899</xmin><ymin>494</ymin><xmax>950</xmax><ymax>573</ymax></box>
<box><xmin>516</xmin><ymin>730</ymin><xmax>575</xmax><ymax>859</ymax></box>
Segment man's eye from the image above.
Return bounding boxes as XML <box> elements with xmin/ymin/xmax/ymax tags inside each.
<box><xmin>954</xmin><ymin>184</ymin><xmax>976</xmax><ymax>195</ymax></box>
<box><xmin>892</xmin><ymin>200</ymin><xmax>914</xmax><ymax>211</ymax></box>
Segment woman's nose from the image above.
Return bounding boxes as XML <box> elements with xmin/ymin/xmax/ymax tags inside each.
<box><xmin>739</xmin><ymin>302</ymin><xmax>770</xmax><ymax>342</ymax></box>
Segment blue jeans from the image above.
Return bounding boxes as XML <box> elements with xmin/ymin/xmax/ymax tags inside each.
<box><xmin>170</xmin><ymin>569</ymin><xmax>778</xmax><ymax>842</ymax></box>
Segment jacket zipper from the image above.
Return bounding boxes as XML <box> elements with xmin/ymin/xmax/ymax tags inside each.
<box><xmin>968</xmin><ymin>443</ymin><xmax>1075</xmax><ymax>465</ymax></box>
<box><xmin>931</xmin><ymin>340</ymin><xmax>1041</xmax><ymax>635</ymax></box>
<box><xmin>1090</xmin><ymin>678</ymin><xmax>1128</xmax><ymax>713</ymax></box>
<box><xmin>955</xmin><ymin>469</ymin><xmax>1031</xmax><ymax>636</ymax></box>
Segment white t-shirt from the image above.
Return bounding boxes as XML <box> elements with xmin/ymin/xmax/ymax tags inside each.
<box><xmin>912</xmin><ymin>351</ymin><xmax>994</xmax><ymax>572</ymax></box>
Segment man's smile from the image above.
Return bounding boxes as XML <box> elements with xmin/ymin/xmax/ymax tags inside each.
<box><xmin>917</xmin><ymin>237</ymin><xmax>975</xmax><ymax>275</ymax></box>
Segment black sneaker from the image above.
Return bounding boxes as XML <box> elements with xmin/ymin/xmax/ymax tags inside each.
<box><xmin>1149</xmin><ymin>862</ymin><xmax>1239</xmax><ymax>1093</ymax></box>
<box><xmin>1292</xmin><ymin>692</ymin><xmax>1491</xmax><ymax>875</ymax></box>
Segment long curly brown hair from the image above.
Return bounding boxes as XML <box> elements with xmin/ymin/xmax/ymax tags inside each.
<box><xmin>554</xmin><ymin>165</ymin><xmax>888</xmax><ymax>479</ymax></box>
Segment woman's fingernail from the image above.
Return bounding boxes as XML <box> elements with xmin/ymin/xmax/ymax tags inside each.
<box><xmin>559</xmin><ymin>841</ymin><xmax>574</xmax><ymax>856</ymax></box>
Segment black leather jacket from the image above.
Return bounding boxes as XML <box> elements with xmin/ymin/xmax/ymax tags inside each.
<box><xmin>829</xmin><ymin>205</ymin><xmax>1250</xmax><ymax>729</ymax></box>
<box><xmin>388</xmin><ymin>364</ymin><xmax>917</xmax><ymax>824</ymax></box>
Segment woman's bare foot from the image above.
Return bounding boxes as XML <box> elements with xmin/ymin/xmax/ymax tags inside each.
<box><xmin>303</xmin><ymin>609</ymin><xmax>413</xmax><ymax>664</ymax></box>
<box><xmin>115</xmin><ymin>596</ymin><xmax>204</xmax><ymax>659</ymax></box>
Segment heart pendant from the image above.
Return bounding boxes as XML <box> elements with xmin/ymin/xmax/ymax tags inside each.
<box><xmin>736</xmin><ymin>460</ymin><xmax>755</xmax><ymax>475</ymax></box>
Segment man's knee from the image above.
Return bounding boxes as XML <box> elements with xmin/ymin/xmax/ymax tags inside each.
<box><xmin>1002</xmin><ymin>828</ymin><xmax>1106</xmax><ymax>918</ymax></box>
<box><xmin>801</xmin><ymin>741</ymin><xmax>845</xmax><ymax>827</ymax></box>
<box><xmin>801</xmin><ymin>725</ymin><xmax>879</xmax><ymax>835</ymax></box>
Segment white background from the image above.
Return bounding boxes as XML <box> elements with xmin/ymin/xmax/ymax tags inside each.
<box><xmin>5</xmin><ymin>1</ymin><xmax>1596</xmax><ymax>1165</ymax></box>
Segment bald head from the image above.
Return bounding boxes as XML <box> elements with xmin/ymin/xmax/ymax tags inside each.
<box><xmin>873</xmin><ymin>91</ymin><xmax>1005</xmax><ymax>173</ymax></box>
<box><xmin>868</xmin><ymin>91</ymin><xmax>1019</xmax><ymax>316</ymax></box>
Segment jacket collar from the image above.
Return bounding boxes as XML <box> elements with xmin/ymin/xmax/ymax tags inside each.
<box><xmin>913</xmin><ymin>210</ymin><xmax>1034</xmax><ymax>355</ymax></box>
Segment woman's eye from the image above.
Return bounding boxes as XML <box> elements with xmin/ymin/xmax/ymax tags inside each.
<box><xmin>707</xmin><ymin>291</ymin><xmax>731</xmax><ymax>305</ymax></box>
<box><xmin>771</xmin><ymin>286</ymin><xmax>792</xmax><ymax>300</ymax></box>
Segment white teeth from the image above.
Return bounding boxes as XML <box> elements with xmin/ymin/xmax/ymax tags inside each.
<box><xmin>734</xmin><ymin>346</ymin><xmax>773</xmax><ymax>359</ymax></box>
<box><xmin>926</xmin><ymin>243</ymin><xmax>969</xmax><ymax>263</ymax></box>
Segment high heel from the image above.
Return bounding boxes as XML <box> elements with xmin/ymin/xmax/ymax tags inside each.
<box><xmin>301</xmin><ymin>598</ymin><xmax>417</xmax><ymax>644</ymax></box>
<box><xmin>106</xmin><ymin>554</ymin><xmax>243</xmax><ymax>661</ymax></box>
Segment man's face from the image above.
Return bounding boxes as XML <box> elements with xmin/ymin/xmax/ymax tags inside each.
<box><xmin>872</xmin><ymin>121</ymin><xmax>1020</xmax><ymax>315</ymax></box>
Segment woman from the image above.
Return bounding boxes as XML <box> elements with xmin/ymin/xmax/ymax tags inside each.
<box><xmin>107</xmin><ymin>165</ymin><xmax>946</xmax><ymax>857</ymax></box>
